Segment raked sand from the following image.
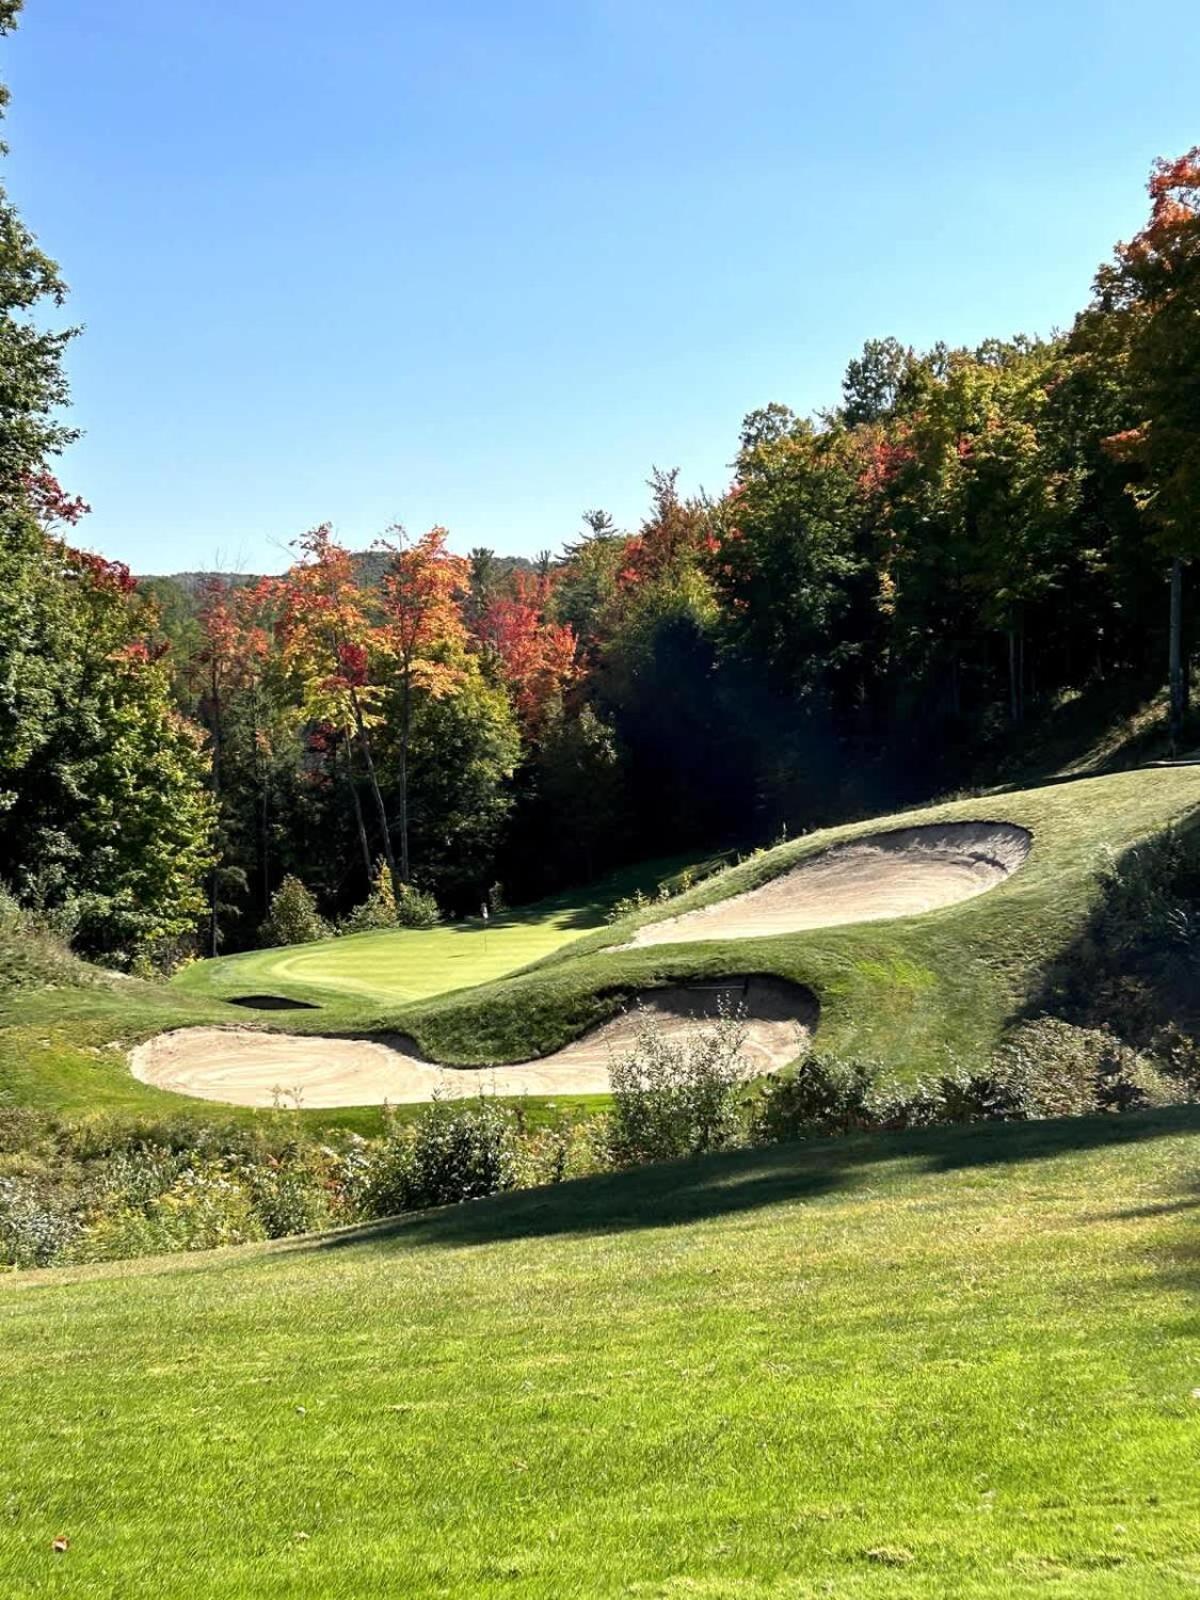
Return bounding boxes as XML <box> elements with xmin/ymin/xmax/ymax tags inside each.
<box><xmin>131</xmin><ymin>978</ymin><xmax>814</xmax><ymax>1109</ymax></box>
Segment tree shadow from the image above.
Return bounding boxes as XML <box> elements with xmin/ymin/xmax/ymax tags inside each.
<box><xmin>296</xmin><ymin>1104</ymin><xmax>1200</xmax><ymax>1257</ymax></box>
<box><xmin>1021</xmin><ymin>803</ymin><xmax>1200</xmax><ymax>1041</ymax></box>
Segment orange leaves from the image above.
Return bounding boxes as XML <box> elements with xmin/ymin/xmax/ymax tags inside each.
<box><xmin>1101</xmin><ymin>425</ymin><xmax>1148</xmax><ymax>463</ymax></box>
<box><xmin>476</xmin><ymin>571</ymin><xmax>579</xmax><ymax>734</ymax></box>
<box><xmin>274</xmin><ymin>524</ymin><xmax>382</xmax><ymax>727</ymax></box>
<box><xmin>376</xmin><ymin>526</ymin><xmax>469</xmax><ymax>682</ymax></box>
<box><xmin>1117</xmin><ymin>145</ymin><xmax>1200</xmax><ymax>283</ymax></box>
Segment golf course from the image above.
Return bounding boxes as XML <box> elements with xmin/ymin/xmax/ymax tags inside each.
<box><xmin>6</xmin><ymin>763</ymin><xmax>1200</xmax><ymax>1591</ymax></box>
<box><xmin>126</xmin><ymin>765</ymin><xmax>1200</xmax><ymax>1106</ymax></box>
<box><xmin>3</xmin><ymin>12</ymin><xmax>1200</xmax><ymax>1590</ymax></box>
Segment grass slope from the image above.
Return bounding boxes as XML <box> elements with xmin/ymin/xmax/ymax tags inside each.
<box><xmin>172</xmin><ymin>853</ymin><xmax>713</xmax><ymax>1011</ymax></box>
<box><xmin>373</xmin><ymin>767</ymin><xmax>1200</xmax><ymax>1076</ymax></box>
<box><xmin>5</xmin><ymin>768</ymin><xmax>1200</xmax><ymax>1121</ymax></box>
<box><xmin>2</xmin><ymin>1109</ymin><xmax>1199</xmax><ymax>1597</ymax></box>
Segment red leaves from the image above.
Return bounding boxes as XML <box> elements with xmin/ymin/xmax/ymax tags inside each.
<box><xmin>1117</xmin><ymin>144</ymin><xmax>1200</xmax><ymax>280</ymax></box>
<box><xmin>110</xmin><ymin>638</ymin><xmax>169</xmax><ymax>670</ymax></box>
<box><xmin>476</xmin><ymin>573</ymin><xmax>579</xmax><ymax>733</ymax></box>
<box><xmin>67</xmin><ymin>547</ymin><xmax>137</xmax><ymax>595</ymax></box>
<box><xmin>335</xmin><ymin>640</ymin><xmax>369</xmax><ymax>687</ymax></box>
<box><xmin>24</xmin><ymin>469</ymin><xmax>90</xmax><ymax>530</ymax></box>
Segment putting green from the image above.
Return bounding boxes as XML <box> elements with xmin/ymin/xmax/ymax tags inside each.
<box><xmin>171</xmin><ymin>860</ymin><xmax>691</xmax><ymax>1011</ymax></box>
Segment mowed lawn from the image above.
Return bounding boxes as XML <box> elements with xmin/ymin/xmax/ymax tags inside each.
<box><xmin>171</xmin><ymin>855</ymin><xmax>708</xmax><ymax>1011</ymax></box>
<box><xmin>3</xmin><ymin>1109</ymin><xmax>1199</xmax><ymax>1598</ymax></box>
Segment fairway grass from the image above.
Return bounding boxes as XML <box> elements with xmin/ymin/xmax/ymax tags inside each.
<box><xmin>172</xmin><ymin>855</ymin><xmax>707</xmax><ymax>1011</ymax></box>
<box><xmin>6</xmin><ymin>767</ymin><xmax>1200</xmax><ymax>1121</ymax></box>
<box><xmin>2</xmin><ymin>1109</ymin><xmax>1199</xmax><ymax>1597</ymax></box>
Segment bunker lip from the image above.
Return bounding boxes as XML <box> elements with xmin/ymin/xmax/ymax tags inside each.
<box><xmin>130</xmin><ymin>976</ymin><xmax>816</xmax><ymax>1110</ymax></box>
<box><xmin>618</xmin><ymin>820</ymin><xmax>1033</xmax><ymax>950</ymax></box>
<box><xmin>226</xmin><ymin>995</ymin><xmax>319</xmax><ymax>1012</ymax></box>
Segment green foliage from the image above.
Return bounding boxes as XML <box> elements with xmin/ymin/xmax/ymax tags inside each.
<box><xmin>0</xmin><ymin>883</ymin><xmax>84</xmax><ymax>991</ymax></box>
<box><xmin>258</xmin><ymin>875</ymin><xmax>328</xmax><ymax>947</ymax></box>
<box><xmin>992</xmin><ymin>1017</ymin><xmax>1174</xmax><ymax>1116</ymax></box>
<box><xmin>0</xmin><ymin>522</ymin><xmax>215</xmax><ymax>966</ymax></box>
<box><xmin>750</xmin><ymin>1020</ymin><xmax>1184</xmax><ymax>1146</ymax></box>
<box><xmin>395</xmin><ymin>881</ymin><xmax>441</xmax><ymax>928</ymax></box>
<box><xmin>339</xmin><ymin>859</ymin><xmax>398</xmax><ymax>933</ymax></box>
<box><xmin>608</xmin><ymin>1003</ymin><xmax>748</xmax><ymax>1163</ymax></box>
<box><xmin>362</xmin><ymin>1096</ymin><xmax>519</xmax><ymax>1214</ymax></box>
<box><xmin>749</xmin><ymin>1055</ymin><xmax>878</xmax><ymax>1142</ymax></box>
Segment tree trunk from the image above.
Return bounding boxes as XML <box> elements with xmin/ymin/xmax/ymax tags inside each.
<box><xmin>1007</xmin><ymin>609</ymin><xmax>1025</xmax><ymax>726</ymax></box>
<box><xmin>398</xmin><ymin>669</ymin><xmax>411</xmax><ymax>883</ymax></box>
<box><xmin>255</xmin><ymin>692</ymin><xmax>270</xmax><ymax>918</ymax></box>
<box><xmin>350</xmin><ymin>687</ymin><xmax>398</xmax><ymax>895</ymax></box>
<box><xmin>208</xmin><ymin>666</ymin><xmax>222</xmax><ymax>958</ymax></box>
<box><xmin>1169</xmin><ymin>556</ymin><xmax>1186</xmax><ymax>748</ymax></box>
<box><xmin>344</xmin><ymin>730</ymin><xmax>372</xmax><ymax>883</ymax></box>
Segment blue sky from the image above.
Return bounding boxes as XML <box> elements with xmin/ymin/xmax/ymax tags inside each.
<box><xmin>5</xmin><ymin>0</ymin><xmax>1198</xmax><ymax>572</ymax></box>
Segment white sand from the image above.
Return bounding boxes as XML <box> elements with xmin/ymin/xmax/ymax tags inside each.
<box><xmin>131</xmin><ymin>821</ymin><xmax>1029</xmax><ymax>1109</ymax></box>
<box><xmin>618</xmin><ymin>821</ymin><xmax>1031</xmax><ymax>949</ymax></box>
<box><xmin>131</xmin><ymin>978</ymin><xmax>813</xmax><ymax>1110</ymax></box>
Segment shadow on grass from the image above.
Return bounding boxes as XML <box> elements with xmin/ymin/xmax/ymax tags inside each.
<box><xmin>299</xmin><ymin>1103</ymin><xmax>1200</xmax><ymax>1256</ymax></box>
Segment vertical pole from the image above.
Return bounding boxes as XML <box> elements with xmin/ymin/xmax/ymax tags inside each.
<box><xmin>1169</xmin><ymin>556</ymin><xmax>1185</xmax><ymax>749</ymax></box>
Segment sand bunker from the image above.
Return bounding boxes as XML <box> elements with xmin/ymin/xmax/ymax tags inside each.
<box><xmin>621</xmin><ymin>821</ymin><xmax>1031</xmax><ymax>950</ymax></box>
<box><xmin>130</xmin><ymin>977</ymin><xmax>815</xmax><ymax>1110</ymax></box>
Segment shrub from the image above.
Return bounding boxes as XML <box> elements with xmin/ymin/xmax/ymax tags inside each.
<box><xmin>750</xmin><ymin>1055</ymin><xmax>878</xmax><ymax>1143</ymax></box>
<box><xmin>0</xmin><ymin>1175</ymin><xmax>82</xmax><ymax>1268</ymax></box>
<box><xmin>362</xmin><ymin>1096</ymin><xmax>518</xmax><ymax>1215</ymax></box>
<box><xmin>248</xmin><ymin>1160</ymin><xmax>333</xmax><ymax>1238</ymax></box>
<box><xmin>340</xmin><ymin>860</ymin><xmax>398</xmax><ymax>934</ymax></box>
<box><xmin>258</xmin><ymin>876</ymin><xmax>328</xmax><ymax>947</ymax></box>
<box><xmin>608</xmin><ymin>1003</ymin><xmax>748</xmax><ymax>1164</ymax></box>
<box><xmin>72</xmin><ymin>1160</ymin><xmax>266</xmax><ymax>1263</ymax></box>
<box><xmin>1148</xmin><ymin>1023</ymin><xmax>1200</xmax><ymax>1098</ymax></box>
<box><xmin>395</xmin><ymin>882</ymin><xmax>440</xmax><ymax>929</ymax></box>
<box><xmin>511</xmin><ymin>1116</ymin><xmax>612</xmax><ymax>1188</ymax></box>
<box><xmin>994</xmin><ymin>1018</ymin><xmax>1174</xmax><ymax>1117</ymax></box>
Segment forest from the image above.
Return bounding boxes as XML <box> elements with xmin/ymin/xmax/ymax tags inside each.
<box><xmin>0</xmin><ymin>0</ymin><xmax>1197</xmax><ymax>968</ymax></box>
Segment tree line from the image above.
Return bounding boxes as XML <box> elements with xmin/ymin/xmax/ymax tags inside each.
<box><xmin>0</xmin><ymin>0</ymin><xmax>1196</xmax><ymax>964</ymax></box>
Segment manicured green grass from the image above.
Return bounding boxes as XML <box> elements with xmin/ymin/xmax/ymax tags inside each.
<box><xmin>382</xmin><ymin>766</ymin><xmax>1200</xmax><ymax>1077</ymax></box>
<box><xmin>172</xmin><ymin>854</ymin><xmax>709</xmax><ymax>1012</ymax></box>
<box><xmin>5</xmin><ymin>768</ymin><xmax>1200</xmax><ymax>1123</ymax></box>
<box><xmin>2</xmin><ymin>1108</ymin><xmax>1199</xmax><ymax>1596</ymax></box>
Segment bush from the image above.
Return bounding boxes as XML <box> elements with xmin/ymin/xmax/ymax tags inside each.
<box><xmin>395</xmin><ymin>882</ymin><xmax>440</xmax><ymax>929</ymax></box>
<box><xmin>341</xmin><ymin>862</ymin><xmax>441</xmax><ymax>933</ymax></box>
<box><xmin>246</xmin><ymin>1158</ymin><xmax>334</xmax><ymax>1241</ymax></box>
<box><xmin>993</xmin><ymin>1018</ymin><xmax>1174</xmax><ymax>1117</ymax></box>
<box><xmin>340</xmin><ymin>860</ymin><xmax>397</xmax><ymax>934</ymax></box>
<box><xmin>511</xmin><ymin>1116</ymin><xmax>612</xmax><ymax>1188</ymax></box>
<box><xmin>73</xmin><ymin>1162</ymin><xmax>266</xmax><ymax>1263</ymax></box>
<box><xmin>0</xmin><ymin>1175</ymin><xmax>82</xmax><ymax>1268</ymax></box>
<box><xmin>362</xmin><ymin>1096</ymin><xmax>518</xmax><ymax>1215</ymax></box>
<box><xmin>750</xmin><ymin>1055</ymin><xmax>878</xmax><ymax>1143</ymax></box>
<box><xmin>608</xmin><ymin>1003</ymin><xmax>748</xmax><ymax>1163</ymax></box>
<box><xmin>258</xmin><ymin>876</ymin><xmax>328</xmax><ymax>947</ymax></box>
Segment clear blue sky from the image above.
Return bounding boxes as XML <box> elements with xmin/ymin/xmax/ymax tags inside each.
<box><xmin>5</xmin><ymin>0</ymin><xmax>1198</xmax><ymax>573</ymax></box>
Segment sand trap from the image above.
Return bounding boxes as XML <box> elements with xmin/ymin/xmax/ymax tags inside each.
<box><xmin>130</xmin><ymin>977</ymin><xmax>815</xmax><ymax>1109</ymax></box>
<box><xmin>620</xmin><ymin>821</ymin><xmax>1031</xmax><ymax>950</ymax></box>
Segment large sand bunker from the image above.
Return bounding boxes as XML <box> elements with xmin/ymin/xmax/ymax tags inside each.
<box><xmin>621</xmin><ymin>821</ymin><xmax>1032</xmax><ymax>950</ymax></box>
<box><xmin>130</xmin><ymin>977</ymin><xmax>815</xmax><ymax>1109</ymax></box>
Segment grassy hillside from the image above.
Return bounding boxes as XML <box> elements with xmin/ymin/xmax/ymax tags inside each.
<box><xmin>172</xmin><ymin>853</ymin><xmax>714</xmax><ymax>1010</ymax></box>
<box><xmin>2</xmin><ymin>1108</ymin><xmax>1198</xmax><ymax>1597</ymax></box>
<box><xmin>4</xmin><ymin>768</ymin><xmax>1200</xmax><ymax>1124</ymax></box>
<box><xmin>342</xmin><ymin>767</ymin><xmax>1200</xmax><ymax>1077</ymax></box>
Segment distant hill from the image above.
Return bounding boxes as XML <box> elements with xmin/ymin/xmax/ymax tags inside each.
<box><xmin>139</xmin><ymin>550</ymin><xmax>537</xmax><ymax>604</ymax></box>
